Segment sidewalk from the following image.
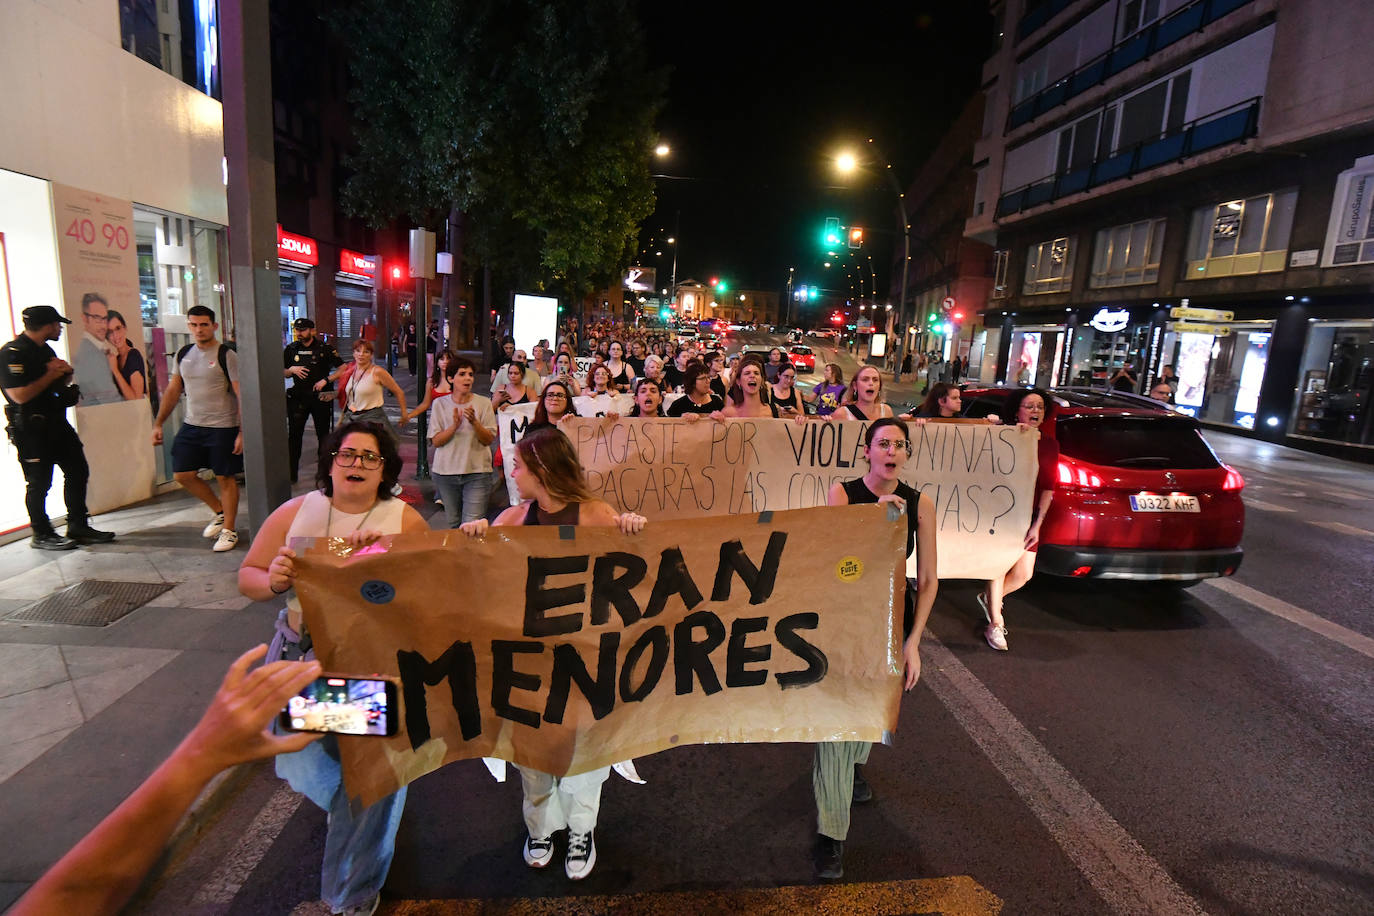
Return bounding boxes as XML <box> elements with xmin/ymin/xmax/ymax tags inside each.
<box><xmin>0</xmin><ymin>383</ymin><xmax>447</xmax><ymax>911</ymax></box>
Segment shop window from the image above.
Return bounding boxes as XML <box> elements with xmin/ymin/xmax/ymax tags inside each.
<box><xmin>1023</xmin><ymin>237</ymin><xmax>1075</xmax><ymax>294</ymax></box>
<box><xmin>1172</xmin><ymin>325</ymin><xmax>1274</xmax><ymax>429</ymax></box>
<box><xmin>1290</xmin><ymin>322</ymin><xmax>1374</xmax><ymax>445</ymax></box>
<box><xmin>1184</xmin><ymin>189</ymin><xmax>1296</xmax><ymax>279</ymax></box>
<box><xmin>1090</xmin><ymin>218</ymin><xmax>1166</xmax><ymax>287</ymax></box>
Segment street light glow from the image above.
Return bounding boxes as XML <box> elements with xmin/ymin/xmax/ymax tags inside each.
<box><xmin>655</xmin><ymin>143</ymin><xmax>670</xmax><ymax>157</ymax></box>
<box><xmin>836</xmin><ymin>152</ymin><xmax>857</xmax><ymax>173</ymax></box>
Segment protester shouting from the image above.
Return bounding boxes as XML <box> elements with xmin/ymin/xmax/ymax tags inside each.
<box><xmin>237</xmin><ymin>421</ymin><xmax>428</xmax><ymax>915</ymax></box>
<box><xmin>813</xmin><ymin>417</ymin><xmax>937</xmax><ymax>880</ymax></box>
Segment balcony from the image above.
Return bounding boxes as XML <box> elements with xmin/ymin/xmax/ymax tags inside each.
<box><xmin>1008</xmin><ymin>0</ymin><xmax>1256</xmax><ymax>131</ymax></box>
<box><xmin>996</xmin><ymin>97</ymin><xmax>1260</xmax><ymax>219</ymax></box>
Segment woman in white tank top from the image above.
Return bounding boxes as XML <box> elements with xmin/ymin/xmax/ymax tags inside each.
<box><xmin>238</xmin><ymin>420</ymin><xmax>427</xmax><ymax>913</ymax></box>
<box><xmin>340</xmin><ymin>339</ymin><xmax>408</xmax><ymax>445</ymax></box>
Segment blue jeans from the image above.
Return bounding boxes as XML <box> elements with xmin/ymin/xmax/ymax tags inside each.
<box><xmin>275</xmin><ymin>737</ymin><xmax>407</xmax><ymax>912</ymax></box>
<box><xmin>431</xmin><ymin>471</ymin><xmax>490</xmax><ymax>527</ymax></box>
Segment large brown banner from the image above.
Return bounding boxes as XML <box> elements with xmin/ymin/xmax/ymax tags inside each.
<box><xmin>511</xmin><ymin>415</ymin><xmax>1039</xmax><ymax>580</ymax></box>
<box><xmin>50</xmin><ymin>183</ymin><xmax>153</xmax><ymax>512</ymax></box>
<box><xmin>294</xmin><ymin>504</ymin><xmax>906</xmax><ymax>807</ymax></box>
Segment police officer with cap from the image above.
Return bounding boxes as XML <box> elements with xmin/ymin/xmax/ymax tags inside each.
<box><xmin>283</xmin><ymin>317</ymin><xmax>342</xmax><ymax>484</ymax></box>
<box><xmin>1</xmin><ymin>306</ymin><xmax>116</xmax><ymax>549</ymax></box>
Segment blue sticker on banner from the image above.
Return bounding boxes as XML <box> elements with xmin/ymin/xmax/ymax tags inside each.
<box><xmin>360</xmin><ymin>580</ymin><xmax>395</xmax><ymax>604</ymax></box>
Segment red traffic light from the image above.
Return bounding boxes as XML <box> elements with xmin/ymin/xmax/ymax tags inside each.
<box><xmin>952</xmin><ymin>310</ymin><xmax>964</xmax><ymax>321</ymax></box>
<box><xmin>391</xmin><ymin>265</ymin><xmax>402</xmax><ymax>280</ymax></box>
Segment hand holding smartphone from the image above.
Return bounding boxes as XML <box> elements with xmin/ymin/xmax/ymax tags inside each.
<box><xmin>280</xmin><ymin>674</ymin><xmax>400</xmax><ymax>737</ymax></box>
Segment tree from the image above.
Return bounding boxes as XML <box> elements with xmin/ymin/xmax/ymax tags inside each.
<box><xmin>335</xmin><ymin>0</ymin><xmax>664</xmax><ymax>303</ymax></box>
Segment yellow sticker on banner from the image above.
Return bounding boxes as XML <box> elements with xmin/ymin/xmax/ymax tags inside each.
<box><xmin>837</xmin><ymin>556</ymin><xmax>864</xmax><ymax>582</ymax></box>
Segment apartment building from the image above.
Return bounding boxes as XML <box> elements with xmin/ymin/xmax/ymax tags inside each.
<box><xmin>968</xmin><ymin>0</ymin><xmax>1374</xmax><ymax>458</ymax></box>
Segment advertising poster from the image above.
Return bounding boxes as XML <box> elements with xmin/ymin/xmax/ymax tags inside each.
<box><xmin>50</xmin><ymin>183</ymin><xmax>154</xmax><ymax>512</ymax></box>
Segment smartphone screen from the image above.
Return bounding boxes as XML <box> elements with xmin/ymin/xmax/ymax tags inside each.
<box><xmin>280</xmin><ymin>675</ymin><xmax>399</xmax><ymax>737</ymax></box>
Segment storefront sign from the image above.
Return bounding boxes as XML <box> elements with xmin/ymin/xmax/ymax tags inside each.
<box><xmin>1088</xmin><ymin>308</ymin><xmax>1130</xmax><ymax>333</ymax></box>
<box><xmin>339</xmin><ymin>249</ymin><xmax>377</xmax><ymax>279</ymax></box>
<box><xmin>623</xmin><ymin>266</ymin><xmax>656</xmax><ymax>291</ymax></box>
<box><xmin>1171</xmin><ymin>322</ymin><xmax>1233</xmax><ymax>337</ymax></box>
<box><xmin>276</xmin><ymin>225</ymin><xmax>319</xmax><ymax>267</ymax></box>
<box><xmin>1170</xmin><ymin>307</ymin><xmax>1234</xmax><ymax>322</ymax></box>
<box><xmin>1288</xmin><ymin>249</ymin><xmax>1319</xmax><ymax>268</ymax></box>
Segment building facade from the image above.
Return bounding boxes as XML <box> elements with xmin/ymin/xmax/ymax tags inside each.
<box><xmin>968</xmin><ymin>0</ymin><xmax>1374</xmax><ymax>458</ymax></box>
<box><xmin>1</xmin><ymin>0</ymin><xmax>229</xmax><ymax>533</ymax></box>
<box><xmin>894</xmin><ymin>95</ymin><xmax>998</xmax><ymax>380</ymax></box>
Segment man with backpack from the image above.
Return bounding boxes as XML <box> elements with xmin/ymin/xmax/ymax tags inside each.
<box><xmin>152</xmin><ymin>306</ymin><xmax>243</xmax><ymax>552</ymax></box>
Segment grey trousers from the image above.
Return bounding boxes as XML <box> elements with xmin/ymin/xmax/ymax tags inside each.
<box><xmin>813</xmin><ymin>741</ymin><xmax>872</xmax><ymax>840</ymax></box>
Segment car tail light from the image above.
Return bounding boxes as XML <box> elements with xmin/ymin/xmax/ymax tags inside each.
<box><xmin>1057</xmin><ymin>459</ymin><xmax>1103</xmax><ymax>489</ymax></box>
<box><xmin>1221</xmin><ymin>465</ymin><xmax>1245</xmax><ymax>491</ymax></box>
<box><xmin>1071</xmin><ymin>565</ymin><xmax>1093</xmax><ymax>577</ymax></box>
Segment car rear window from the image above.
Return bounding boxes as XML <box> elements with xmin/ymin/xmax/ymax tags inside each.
<box><xmin>1056</xmin><ymin>417</ymin><xmax>1220</xmax><ymax>469</ymax></box>
<box><xmin>791</xmin><ymin>346</ymin><xmax>812</xmax><ymax>355</ymax></box>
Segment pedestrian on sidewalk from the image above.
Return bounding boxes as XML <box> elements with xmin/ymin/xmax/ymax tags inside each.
<box><xmin>151</xmin><ymin>306</ymin><xmax>244</xmax><ymax>553</ymax></box>
<box><xmin>813</xmin><ymin>417</ymin><xmax>937</xmax><ymax>880</ymax></box>
<box><xmin>284</xmin><ymin>318</ymin><xmax>343</xmax><ymax>485</ymax></box>
<box><xmin>1</xmin><ymin>305</ymin><xmax>116</xmax><ymax>550</ymax></box>
<box><xmin>239</xmin><ymin>420</ymin><xmax>428</xmax><ymax>916</ymax></box>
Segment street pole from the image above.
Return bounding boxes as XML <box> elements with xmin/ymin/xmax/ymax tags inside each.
<box><xmin>221</xmin><ymin>0</ymin><xmax>289</xmax><ymax>531</ymax></box>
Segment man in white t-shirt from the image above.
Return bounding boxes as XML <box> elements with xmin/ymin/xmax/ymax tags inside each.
<box><xmin>428</xmin><ymin>357</ymin><xmax>496</xmax><ymax>527</ymax></box>
<box><xmin>152</xmin><ymin>306</ymin><xmax>244</xmax><ymax>552</ymax></box>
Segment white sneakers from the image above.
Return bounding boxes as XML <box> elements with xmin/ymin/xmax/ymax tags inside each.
<box><xmin>985</xmin><ymin>623</ymin><xmax>1009</xmax><ymax>651</ymax></box>
<box><xmin>212</xmin><ymin>529</ymin><xmax>239</xmax><ymax>552</ymax></box>
<box><xmin>202</xmin><ymin>512</ymin><xmax>225</xmax><ymax>538</ymax></box>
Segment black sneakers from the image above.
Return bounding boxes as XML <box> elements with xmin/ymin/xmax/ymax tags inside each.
<box><xmin>31</xmin><ymin>532</ymin><xmax>77</xmax><ymax>551</ymax></box>
<box><xmin>814</xmin><ymin>833</ymin><xmax>844</xmax><ymax>880</ymax></box>
<box><xmin>852</xmin><ymin>764</ymin><xmax>874</xmax><ymax>804</ymax></box>
<box><xmin>67</xmin><ymin>525</ymin><xmax>116</xmax><ymax>545</ymax></box>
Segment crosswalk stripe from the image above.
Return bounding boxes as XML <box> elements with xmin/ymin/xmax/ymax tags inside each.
<box><xmin>1202</xmin><ymin>578</ymin><xmax>1374</xmax><ymax>659</ymax></box>
<box><xmin>922</xmin><ymin>636</ymin><xmax>1205</xmax><ymax>916</ymax></box>
<box><xmin>193</xmin><ymin>783</ymin><xmax>304</xmax><ymax>906</ymax></box>
<box><xmin>1242</xmin><ymin>497</ymin><xmax>1295</xmax><ymax>512</ymax></box>
<box><xmin>379</xmin><ymin>876</ymin><xmax>1001</xmax><ymax>915</ymax></box>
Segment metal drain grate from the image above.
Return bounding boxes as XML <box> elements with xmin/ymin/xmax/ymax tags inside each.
<box><xmin>7</xmin><ymin>580</ymin><xmax>177</xmax><ymax>627</ymax></box>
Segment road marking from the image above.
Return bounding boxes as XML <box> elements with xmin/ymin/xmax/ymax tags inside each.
<box><xmin>193</xmin><ymin>783</ymin><xmax>304</xmax><ymax>906</ymax></box>
<box><xmin>922</xmin><ymin>636</ymin><xmax>1205</xmax><ymax>916</ymax></box>
<box><xmin>1227</xmin><ymin>465</ymin><xmax>1373</xmax><ymax>501</ymax></box>
<box><xmin>1202</xmin><ymin>578</ymin><xmax>1374</xmax><ymax>660</ymax></box>
<box><xmin>375</xmin><ymin>876</ymin><xmax>1001</xmax><ymax>915</ymax></box>
<box><xmin>1242</xmin><ymin>497</ymin><xmax>1295</xmax><ymax>513</ymax></box>
<box><xmin>1308</xmin><ymin>520</ymin><xmax>1374</xmax><ymax>540</ymax></box>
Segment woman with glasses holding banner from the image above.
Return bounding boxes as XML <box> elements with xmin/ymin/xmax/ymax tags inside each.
<box><xmin>459</xmin><ymin>427</ymin><xmax>646</xmax><ymax>881</ymax></box>
<box><xmin>237</xmin><ymin>420</ymin><xmax>428</xmax><ymax>916</ymax></box>
<box><xmin>812</xmin><ymin>417</ymin><xmax>937</xmax><ymax>881</ymax></box>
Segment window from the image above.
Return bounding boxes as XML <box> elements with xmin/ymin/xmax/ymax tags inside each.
<box><xmin>1057</xmin><ymin>113</ymin><xmax>1101</xmax><ymax>174</ymax></box>
<box><xmin>992</xmin><ymin>250</ymin><xmax>1010</xmax><ymax>298</ymax></box>
<box><xmin>1090</xmin><ymin>218</ymin><xmax>1167</xmax><ymax>287</ymax></box>
<box><xmin>1185</xmin><ymin>190</ymin><xmax>1297</xmax><ymax>278</ymax></box>
<box><xmin>1114</xmin><ymin>70</ymin><xmax>1191</xmax><ymax>151</ymax></box>
<box><xmin>1117</xmin><ymin>0</ymin><xmax>1162</xmax><ymax>41</ymax></box>
<box><xmin>1023</xmin><ymin>237</ymin><xmax>1075</xmax><ymax>294</ymax></box>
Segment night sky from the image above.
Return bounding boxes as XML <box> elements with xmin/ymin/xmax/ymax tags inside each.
<box><xmin>635</xmin><ymin>0</ymin><xmax>992</xmax><ymax>316</ymax></box>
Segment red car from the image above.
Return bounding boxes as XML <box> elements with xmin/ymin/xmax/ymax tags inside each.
<box><xmin>958</xmin><ymin>388</ymin><xmax>1245</xmax><ymax>585</ymax></box>
<box><xmin>788</xmin><ymin>345</ymin><xmax>815</xmax><ymax>373</ymax></box>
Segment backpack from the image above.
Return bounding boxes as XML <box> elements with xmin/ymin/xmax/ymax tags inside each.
<box><xmin>176</xmin><ymin>342</ymin><xmax>233</xmax><ymax>392</ymax></box>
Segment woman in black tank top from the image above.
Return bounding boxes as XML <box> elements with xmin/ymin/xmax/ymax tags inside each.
<box><xmin>458</xmin><ymin>427</ymin><xmax>646</xmax><ymax>881</ymax></box>
<box><xmin>811</xmin><ymin>417</ymin><xmax>938</xmax><ymax>881</ymax></box>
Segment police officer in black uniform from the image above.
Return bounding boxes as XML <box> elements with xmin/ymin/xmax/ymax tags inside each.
<box><xmin>1</xmin><ymin>306</ymin><xmax>116</xmax><ymax>549</ymax></box>
<box><xmin>282</xmin><ymin>317</ymin><xmax>342</xmax><ymax>483</ymax></box>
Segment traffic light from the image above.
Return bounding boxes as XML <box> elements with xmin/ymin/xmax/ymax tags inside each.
<box><xmin>808</xmin><ymin>287</ymin><xmax>818</xmax><ymax>301</ymax></box>
<box><xmin>823</xmin><ymin>217</ymin><xmax>842</xmax><ymax>248</ymax></box>
<box><xmin>660</xmin><ymin>307</ymin><xmax>673</xmax><ymax>320</ymax></box>
<box><xmin>848</xmin><ymin>226</ymin><xmax>864</xmax><ymax>249</ymax></box>
<box><xmin>714</xmin><ymin>278</ymin><xmax>728</xmax><ymax>292</ymax></box>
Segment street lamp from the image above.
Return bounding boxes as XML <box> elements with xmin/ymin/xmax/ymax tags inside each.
<box><xmin>834</xmin><ymin>139</ymin><xmax>912</xmax><ymax>357</ymax></box>
<box><xmin>655</xmin><ymin>143</ymin><xmax>670</xmax><ymax>157</ymax></box>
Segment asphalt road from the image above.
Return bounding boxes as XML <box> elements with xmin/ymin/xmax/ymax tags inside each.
<box><xmin>136</xmin><ymin>334</ymin><xmax>1374</xmax><ymax>915</ymax></box>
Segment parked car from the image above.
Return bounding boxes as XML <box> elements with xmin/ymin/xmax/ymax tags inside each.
<box><xmin>958</xmin><ymin>387</ymin><xmax>1245</xmax><ymax>585</ymax></box>
<box><xmin>788</xmin><ymin>345</ymin><xmax>815</xmax><ymax>372</ymax></box>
